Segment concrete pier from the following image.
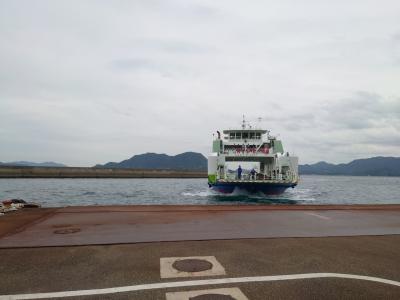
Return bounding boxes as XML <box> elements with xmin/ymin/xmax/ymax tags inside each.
<box><xmin>0</xmin><ymin>166</ymin><xmax>206</xmax><ymax>178</ymax></box>
<box><xmin>1</xmin><ymin>205</ymin><xmax>399</xmax><ymax>299</ymax></box>
<box><xmin>1</xmin><ymin>204</ymin><xmax>400</xmax><ymax>248</ymax></box>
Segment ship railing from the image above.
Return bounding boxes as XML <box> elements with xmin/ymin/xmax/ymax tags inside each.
<box><xmin>222</xmin><ymin>172</ymin><xmax>297</xmax><ymax>182</ymax></box>
<box><xmin>223</xmin><ymin>150</ymin><xmax>270</xmax><ymax>156</ymax></box>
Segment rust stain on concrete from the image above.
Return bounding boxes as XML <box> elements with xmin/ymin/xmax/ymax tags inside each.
<box><xmin>0</xmin><ymin>205</ymin><xmax>399</xmax><ymax>248</ymax></box>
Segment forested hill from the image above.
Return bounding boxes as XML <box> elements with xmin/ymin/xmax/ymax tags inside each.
<box><xmin>299</xmin><ymin>157</ymin><xmax>400</xmax><ymax>176</ymax></box>
<box><xmin>95</xmin><ymin>152</ymin><xmax>207</xmax><ymax>171</ymax></box>
<box><xmin>96</xmin><ymin>154</ymin><xmax>400</xmax><ymax>176</ymax></box>
<box><xmin>3</xmin><ymin>155</ymin><xmax>397</xmax><ymax>176</ymax></box>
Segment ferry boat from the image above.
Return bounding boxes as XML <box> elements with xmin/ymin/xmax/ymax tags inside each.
<box><xmin>208</xmin><ymin>119</ymin><xmax>299</xmax><ymax>195</ymax></box>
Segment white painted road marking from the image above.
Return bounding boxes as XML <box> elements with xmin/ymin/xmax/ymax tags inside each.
<box><xmin>305</xmin><ymin>212</ymin><xmax>331</xmax><ymax>220</ymax></box>
<box><xmin>1</xmin><ymin>273</ymin><xmax>399</xmax><ymax>299</ymax></box>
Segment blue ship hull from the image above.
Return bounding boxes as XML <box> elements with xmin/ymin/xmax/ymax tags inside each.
<box><xmin>209</xmin><ymin>181</ymin><xmax>297</xmax><ymax>195</ymax></box>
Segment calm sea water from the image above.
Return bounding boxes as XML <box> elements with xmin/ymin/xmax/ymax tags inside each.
<box><xmin>0</xmin><ymin>175</ymin><xmax>399</xmax><ymax>207</ymax></box>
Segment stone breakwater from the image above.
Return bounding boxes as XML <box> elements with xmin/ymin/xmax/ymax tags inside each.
<box><xmin>0</xmin><ymin>166</ymin><xmax>207</xmax><ymax>178</ymax></box>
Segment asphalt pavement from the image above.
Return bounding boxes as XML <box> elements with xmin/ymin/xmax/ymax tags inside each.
<box><xmin>1</xmin><ymin>236</ymin><xmax>400</xmax><ymax>299</ymax></box>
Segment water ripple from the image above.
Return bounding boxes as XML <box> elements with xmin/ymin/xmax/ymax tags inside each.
<box><xmin>0</xmin><ymin>176</ymin><xmax>399</xmax><ymax>207</ymax></box>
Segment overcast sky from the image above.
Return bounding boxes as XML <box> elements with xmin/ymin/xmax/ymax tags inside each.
<box><xmin>0</xmin><ymin>0</ymin><xmax>399</xmax><ymax>166</ymax></box>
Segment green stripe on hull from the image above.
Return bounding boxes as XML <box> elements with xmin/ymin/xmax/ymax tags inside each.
<box><xmin>208</xmin><ymin>174</ymin><xmax>217</xmax><ymax>184</ymax></box>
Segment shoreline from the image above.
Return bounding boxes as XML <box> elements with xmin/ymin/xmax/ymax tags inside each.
<box><xmin>0</xmin><ymin>166</ymin><xmax>206</xmax><ymax>178</ymax></box>
<box><xmin>1</xmin><ymin>167</ymin><xmax>400</xmax><ymax>178</ymax></box>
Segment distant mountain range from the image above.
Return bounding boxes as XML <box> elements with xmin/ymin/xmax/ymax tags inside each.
<box><xmin>2</xmin><ymin>155</ymin><xmax>399</xmax><ymax>176</ymax></box>
<box><xmin>0</xmin><ymin>161</ymin><xmax>67</xmax><ymax>167</ymax></box>
<box><xmin>96</xmin><ymin>153</ymin><xmax>400</xmax><ymax>176</ymax></box>
<box><xmin>95</xmin><ymin>152</ymin><xmax>207</xmax><ymax>171</ymax></box>
<box><xmin>299</xmin><ymin>157</ymin><xmax>400</xmax><ymax>176</ymax></box>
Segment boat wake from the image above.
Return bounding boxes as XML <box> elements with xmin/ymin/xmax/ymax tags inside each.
<box><xmin>182</xmin><ymin>188</ymin><xmax>299</xmax><ymax>204</ymax></box>
<box><xmin>181</xmin><ymin>191</ymin><xmax>214</xmax><ymax>197</ymax></box>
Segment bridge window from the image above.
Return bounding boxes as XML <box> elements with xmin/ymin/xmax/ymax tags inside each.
<box><xmin>242</xmin><ymin>132</ymin><xmax>248</xmax><ymax>139</ymax></box>
<box><xmin>229</xmin><ymin>132</ymin><xmax>235</xmax><ymax>139</ymax></box>
<box><xmin>249</xmin><ymin>132</ymin><xmax>255</xmax><ymax>139</ymax></box>
<box><xmin>255</xmin><ymin>133</ymin><xmax>261</xmax><ymax>139</ymax></box>
<box><xmin>235</xmin><ymin>132</ymin><xmax>241</xmax><ymax>139</ymax></box>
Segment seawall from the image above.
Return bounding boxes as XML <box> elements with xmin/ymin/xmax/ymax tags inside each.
<box><xmin>0</xmin><ymin>166</ymin><xmax>207</xmax><ymax>178</ymax></box>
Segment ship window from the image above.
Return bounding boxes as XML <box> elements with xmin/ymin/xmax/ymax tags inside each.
<box><xmin>235</xmin><ymin>132</ymin><xmax>241</xmax><ymax>139</ymax></box>
<box><xmin>249</xmin><ymin>132</ymin><xmax>255</xmax><ymax>139</ymax></box>
<box><xmin>229</xmin><ymin>133</ymin><xmax>235</xmax><ymax>139</ymax></box>
<box><xmin>243</xmin><ymin>132</ymin><xmax>248</xmax><ymax>139</ymax></box>
<box><xmin>256</xmin><ymin>133</ymin><xmax>261</xmax><ymax>139</ymax></box>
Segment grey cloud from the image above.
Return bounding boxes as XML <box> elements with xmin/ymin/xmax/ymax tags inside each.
<box><xmin>1</xmin><ymin>1</ymin><xmax>400</xmax><ymax>165</ymax></box>
<box><xmin>109</xmin><ymin>57</ymin><xmax>193</xmax><ymax>78</ymax></box>
<box><xmin>111</xmin><ymin>58</ymin><xmax>158</xmax><ymax>71</ymax></box>
<box><xmin>258</xmin><ymin>112</ymin><xmax>317</xmax><ymax>132</ymax></box>
<box><xmin>263</xmin><ymin>91</ymin><xmax>400</xmax><ymax>163</ymax></box>
<box><xmin>393</xmin><ymin>32</ymin><xmax>400</xmax><ymax>41</ymax></box>
<box><xmin>125</xmin><ymin>38</ymin><xmax>215</xmax><ymax>54</ymax></box>
<box><xmin>320</xmin><ymin>91</ymin><xmax>400</xmax><ymax>130</ymax></box>
<box><xmin>361</xmin><ymin>135</ymin><xmax>400</xmax><ymax>147</ymax></box>
<box><xmin>282</xmin><ymin>113</ymin><xmax>316</xmax><ymax>131</ymax></box>
<box><xmin>137</xmin><ymin>0</ymin><xmax>220</xmax><ymax>20</ymax></box>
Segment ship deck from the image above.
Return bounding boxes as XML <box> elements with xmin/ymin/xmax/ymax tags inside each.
<box><xmin>216</xmin><ymin>179</ymin><xmax>296</xmax><ymax>184</ymax></box>
<box><xmin>1</xmin><ymin>204</ymin><xmax>399</xmax><ymax>299</ymax></box>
